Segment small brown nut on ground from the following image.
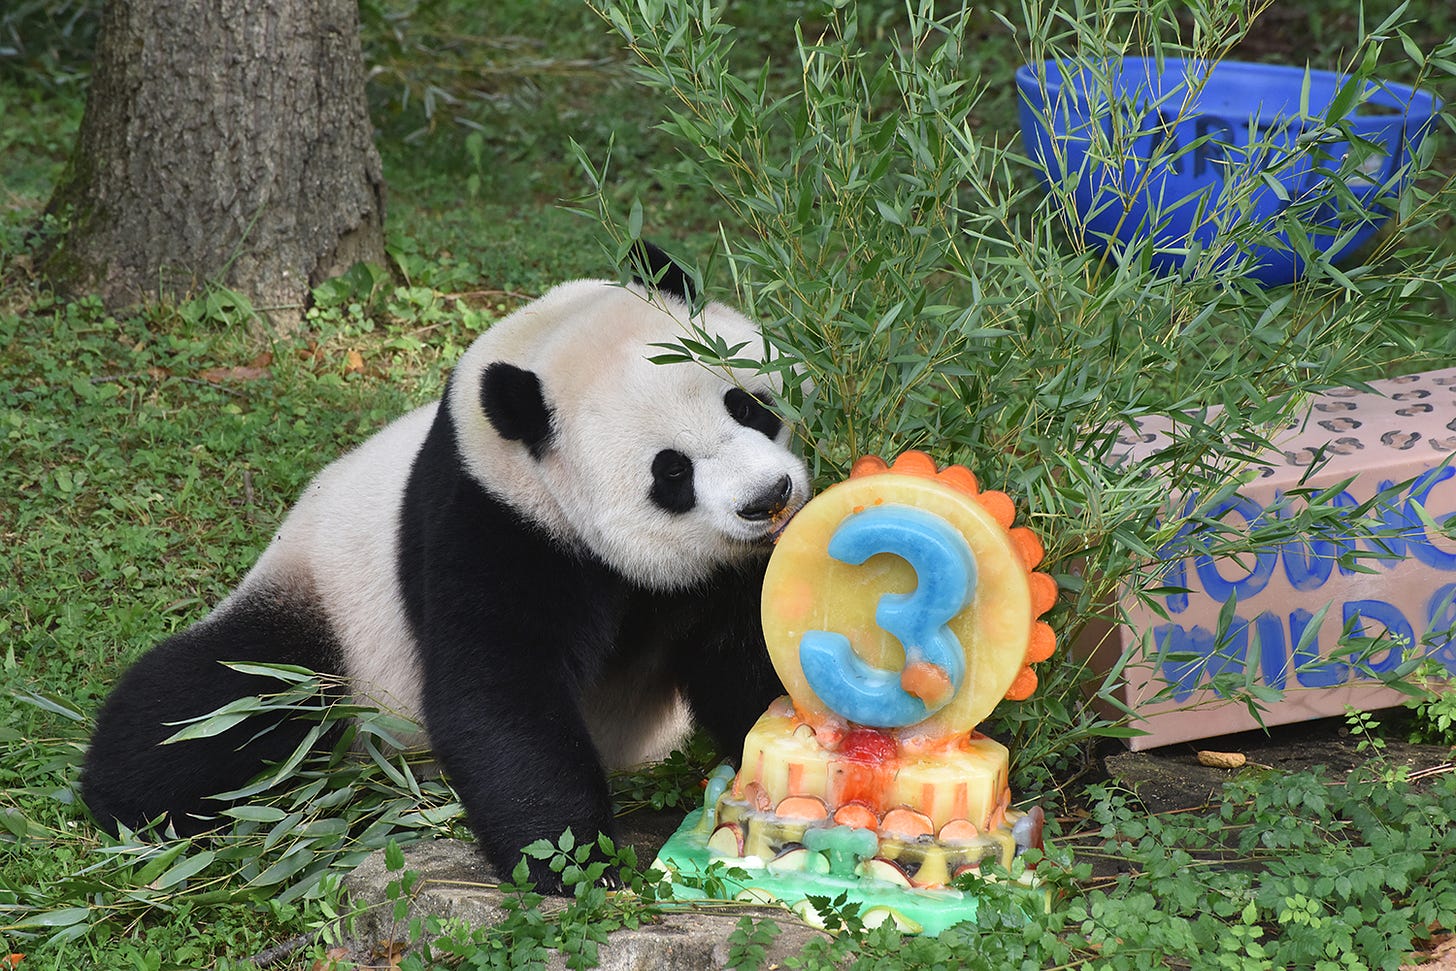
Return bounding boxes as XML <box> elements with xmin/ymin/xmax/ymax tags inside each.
<box><xmin>1196</xmin><ymin>750</ymin><xmax>1247</xmax><ymax>769</ymax></box>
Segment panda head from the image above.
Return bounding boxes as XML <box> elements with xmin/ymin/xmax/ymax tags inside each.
<box><xmin>450</xmin><ymin>274</ymin><xmax>811</xmax><ymax>591</ymax></box>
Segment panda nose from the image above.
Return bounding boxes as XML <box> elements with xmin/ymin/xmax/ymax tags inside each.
<box><xmin>738</xmin><ymin>475</ymin><xmax>794</xmax><ymax>521</ymax></box>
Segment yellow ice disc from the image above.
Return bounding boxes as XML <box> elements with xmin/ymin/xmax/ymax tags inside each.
<box><xmin>761</xmin><ymin>468</ymin><xmax>1032</xmax><ymax>736</ymax></box>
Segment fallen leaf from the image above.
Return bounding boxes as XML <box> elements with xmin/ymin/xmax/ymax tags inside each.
<box><xmin>1419</xmin><ymin>934</ymin><xmax>1456</xmax><ymax>969</ymax></box>
<box><xmin>307</xmin><ymin>947</ymin><xmax>350</xmax><ymax>971</ymax></box>
<box><xmin>197</xmin><ymin>365</ymin><xmax>269</xmax><ymax>383</ymax></box>
<box><xmin>196</xmin><ymin>350</ymin><xmax>273</xmax><ymax>384</ymax></box>
<box><xmin>345</xmin><ymin>349</ymin><xmax>365</xmax><ymax>373</ymax></box>
<box><xmin>1196</xmin><ymin>750</ymin><xmax>1246</xmax><ymax>769</ymax></box>
<box><xmin>375</xmin><ymin>939</ymin><xmax>409</xmax><ymax>965</ymax></box>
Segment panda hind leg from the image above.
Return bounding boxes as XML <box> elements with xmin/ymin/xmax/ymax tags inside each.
<box><xmin>80</xmin><ymin>584</ymin><xmax>344</xmax><ymax>837</ymax></box>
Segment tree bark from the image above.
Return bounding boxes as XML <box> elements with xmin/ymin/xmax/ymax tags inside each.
<box><xmin>38</xmin><ymin>0</ymin><xmax>388</xmax><ymax>325</ymax></box>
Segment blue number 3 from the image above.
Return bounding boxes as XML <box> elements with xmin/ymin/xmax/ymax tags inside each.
<box><xmin>798</xmin><ymin>505</ymin><xmax>977</xmax><ymax>727</ymax></box>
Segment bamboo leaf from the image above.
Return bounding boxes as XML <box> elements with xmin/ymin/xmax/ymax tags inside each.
<box><xmin>152</xmin><ymin>849</ymin><xmax>216</xmax><ymax>890</ymax></box>
<box><xmin>12</xmin><ymin>906</ymin><xmax>93</xmax><ymax>929</ymax></box>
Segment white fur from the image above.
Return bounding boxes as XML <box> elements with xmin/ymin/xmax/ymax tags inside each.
<box><xmin>230</xmin><ymin>404</ymin><xmax>436</xmax><ymax>745</ymax></box>
<box><xmin>449</xmin><ymin>281</ymin><xmax>810</xmax><ymax>590</ymax></box>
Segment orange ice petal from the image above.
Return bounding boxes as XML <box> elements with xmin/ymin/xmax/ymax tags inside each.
<box><xmin>1004</xmin><ymin>667</ymin><xmax>1038</xmax><ymax>701</ymax></box>
<box><xmin>891</xmin><ymin>450</ymin><xmax>938</xmax><ymax>478</ymax></box>
<box><xmin>850</xmin><ymin>455</ymin><xmax>889</xmax><ymax>478</ymax></box>
<box><xmin>1009</xmin><ymin>527</ymin><xmax>1045</xmax><ymax>570</ymax></box>
<box><xmin>976</xmin><ymin>490</ymin><xmax>1016</xmax><ymax>529</ymax></box>
<box><xmin>936</xmin><ymin>464</ymin><xmax>979</xmax><ymax>495</ymax></box>
<box><xmin>1028</xmin><ymin>571</ymin><xmax>1058</xmax><ymax>616</ymax></box>
<box><xmin>1026</xmin><ymin>622</ymin><xmax>1056</xmax><ymax>663</ymax></box>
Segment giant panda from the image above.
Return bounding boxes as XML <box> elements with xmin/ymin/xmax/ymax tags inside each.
<box><xmin>80</xmin><ymin>248</ymin><xmax>810</xmax><ymax>891</ymax></box>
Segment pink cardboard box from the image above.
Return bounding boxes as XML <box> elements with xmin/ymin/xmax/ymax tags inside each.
<box><xmin>1091</xmin><ymin>368</ymin><xmax>1456</xmax><ymax>750</ymax></box>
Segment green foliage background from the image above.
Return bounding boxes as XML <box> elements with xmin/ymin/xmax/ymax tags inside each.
<box><xmin>577</xmin><ymin>0</ymin><xmax>1456</xmax><ymax>781</ymax></box>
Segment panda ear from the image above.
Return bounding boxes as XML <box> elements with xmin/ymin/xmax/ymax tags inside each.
<box><xmin>628</xmin><ymin>239</ymin><xmax>696</xmax><ymax>305</ymax></box>
<box><xmin>480</xmin><ymin>363</ymin><xmax>554</xmax><ymax>458</ymax></box>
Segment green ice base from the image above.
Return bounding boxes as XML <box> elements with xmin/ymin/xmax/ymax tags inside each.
<box><xmin>652</xmin><ymin>808</ymin><xmax>979</xmax><ymax>935</ymax></box>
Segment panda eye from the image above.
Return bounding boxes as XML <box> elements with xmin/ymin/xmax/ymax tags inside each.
<box><xmin>650</xmin><ymin>449</ymin><xmax>695</xmax><ymax>513</ymax></box>
<box><xmin>724</xmin><ymin>388</ymin><xmax>781</xmax><ymax>439</ymax></box>
<box><xmin>653</xmin><ymin>448</ymin><xmax>692</xmax><ymax>481</ymax></box>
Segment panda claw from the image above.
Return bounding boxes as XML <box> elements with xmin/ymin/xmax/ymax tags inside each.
<box><xmin>518</xmin><ymin>854</ymin><xmax>625</xmax><ymax>896</ymax></box>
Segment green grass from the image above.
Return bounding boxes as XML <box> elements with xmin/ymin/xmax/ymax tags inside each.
<box><xmin>0</xmin><ymin>289</ymin><xmax>469</xmax><ymax>967</ymax></box>
<box><xmin>3</xmin><ymin>0</ymin><xmax>1456</xmax><ymax>967</ymax></box>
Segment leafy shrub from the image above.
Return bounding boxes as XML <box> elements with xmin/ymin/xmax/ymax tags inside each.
<box><xmin>1408</xmin><ymin>684</ymin><xmax>1456</xmax><ymax>746</ymax></box>
<box><xmin>578</xmin><ymin>0</ymin><xmax>1456</xmax><ymax>781</ymax></box>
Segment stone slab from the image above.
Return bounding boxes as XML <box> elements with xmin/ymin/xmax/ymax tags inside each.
<box><xmin>343</xmin><ymin>838</ymin><xmax>830</xmax><ymax>970</ymax></box>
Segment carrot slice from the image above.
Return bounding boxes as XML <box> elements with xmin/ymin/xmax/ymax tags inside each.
<box><xmin>833</xmin><ymin>803</ymin><xmax>881</xmax><ymax>832</ymax></box>
<box><xmin>880</xmin><ymin>807</ymin><xmax>935</xmax><ymax>838</ymax></box>
<box><xmin>775</xmin><ymin>795</ymin><xmax>829</xmax><ymax>820</ymax></box>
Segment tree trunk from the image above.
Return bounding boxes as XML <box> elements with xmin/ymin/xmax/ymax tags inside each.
<box><xmin>38</xmin><ymin>0</ymin><xmax>388</xmax><ymax>325</ymax></box>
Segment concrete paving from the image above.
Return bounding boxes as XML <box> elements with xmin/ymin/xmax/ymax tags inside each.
<box><xmin>344</xmin><ymin>838</ymin><xmax>830</xmax><ymax>970</ymax></box>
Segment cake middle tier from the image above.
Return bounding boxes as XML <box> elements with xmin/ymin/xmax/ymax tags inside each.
<box><xmin>734</xmin><ymin>702</ymin><xmax>1011</xmax><ymax>835</ymax></box>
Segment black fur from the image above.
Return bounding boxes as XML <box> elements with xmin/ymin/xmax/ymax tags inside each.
<box><xmin>480</xmin><ymin>363</ymin><xmax>554</xmax><ymax>458</ymax></box>
<box><xmin>81</xmin><ymin>585</ymin><xmax>343</xmax><ymax>835</ymax></box>
<box><xmin>629</xmin><ymin>239</ymin><xmax>695</xmax><ymax>305</ymax></box>
<box><xmin>724</xmin><ymin>388</ymin><xmax>782</xmax><ymax>440</ymax></box>
<box><xmin>658</xmin><ymin>563</ymin><xmax>784</xmax><ymax>748</ymax></box>
<box><xmin>397</xmin><ymin>390</ymin><xmax>781</xmax><ymax>890</ymax></box>
<box><xmin>649</xmin><ymin>448</ymin><xmax>695</xmax><ymax>513</ymax></box>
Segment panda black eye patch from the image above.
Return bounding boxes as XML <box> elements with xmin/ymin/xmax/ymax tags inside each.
<box><xmin>650</xmin><ymin>448</ymin><xmax>695</xmax><ymax>513</ymax></box>
<box><xmin>724</xmin><ymin>388</ymin><xmax>781</xmax><ymax>439</ymax></box>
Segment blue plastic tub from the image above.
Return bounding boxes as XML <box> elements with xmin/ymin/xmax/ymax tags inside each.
<box><xmin>1015</xmin><ymin>58</ymin><xmax>1443</xmax><ymax>285</ymax></box>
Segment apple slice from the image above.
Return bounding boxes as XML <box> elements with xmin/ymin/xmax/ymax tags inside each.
<box><xmin>880</xmin><ymin>807</ymin><xmax>935</xmax><ymax>839</ymax></box>
<box><xmin>861</xmin><ymin>905</ymin><xmax>923</xmax><ymax>934</ymax></box>
<box><xmin>707</xmin><ymin>823</ymin><xmax>743</xmax><ymax>857</ymax></box>
<box><xmin>775</xmin><ymin>795</ymin><xmax>829</xmax><ymax>820</ymax></box>
<box><xmin>858</xmin><ymin>857</ymin><xmax>912</xmax><ymax>887</ymax></box>
<box><xmin>938</xmin><ymin>818</ymin><xmax>980</xmax><ymax>843</ymax></box>
<box><xmin>833</xmin><ymin>802</ymin><xmax>880</xmax><ymax>832</ymax></box>
<box><xmin>768</xmin><ymin>846</ymin><xmax>827</xmax><ymax>874</ymax></box>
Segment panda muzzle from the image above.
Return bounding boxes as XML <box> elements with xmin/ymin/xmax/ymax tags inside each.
<box><xmin>737</xmin><ymin>475</ymin><xmax>795</xmax><ymax>522</ymax></box>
